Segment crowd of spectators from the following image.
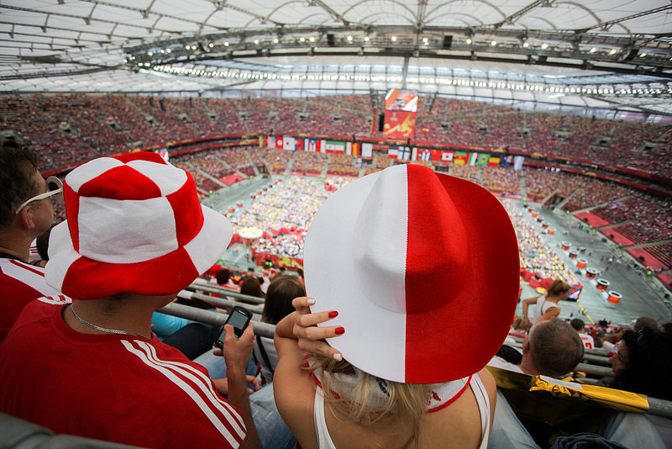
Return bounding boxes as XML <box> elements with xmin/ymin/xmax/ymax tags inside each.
<box><xmin>289</xmin><ymin>151</ymin><xmax>327</xmax><ymax>176</ymax></box>
<box><xmin>2</xmin><ymin>94</ymin><xmax>671</xmax><ymax>178</ymax></box>
<box><xmin>480</xmin><ymin>166</ymin><xmax>521</xmax><ymax>195</ymax></box>
<box><xmin>523</xmin><ymin>167</ymin><xmax>581</xmax><ymax>202</ymax></box>
<box><xmin>561</xmin><ymin>178</ymin><xmax>632</xmax><ymax>212</ymax></box>
<box><xmin>327</xmin><ymin>153</ymin><xmax>360</xmax><ymax>177</ymax></box>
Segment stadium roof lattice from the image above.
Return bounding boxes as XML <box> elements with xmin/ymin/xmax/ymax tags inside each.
<box><xmin>2</xmin><ymin>0</ymin><xmax>672</xmax><ymax>114</ymax></box>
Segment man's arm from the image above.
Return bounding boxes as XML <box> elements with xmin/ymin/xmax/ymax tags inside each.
<box><xmin>222</xmin><ymin>323</ymin><xmax>261</xmax><ymax>449</ymax></box>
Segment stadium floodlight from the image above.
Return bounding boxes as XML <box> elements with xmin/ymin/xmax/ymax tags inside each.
<box><xmin>309</xmin><ymin>36</ymin><xmax>315</xmax><ymax>42</ymax></box>
<box><xmin>254</xmin><ymin>39</ymin><xmax>260</xmax><ymax>45</ymax></box>
<box><xmin>466</xmin><ymin>38</ymin><xmax>472</xmax><ymax>44</ymax></box>
<box><xmin>347</xmin><ymin>35</ymin><xmax>353</xmax><ymax>42</ymax></box>
<box><xmin>364</xmin><ymin>36</ymin><xmax>370</xmax><ymax>42</ymax></box>
<box><xmin>541</xmin><ymin>43</ymin><xmax>548</xmax><ymax>49</ymax></box>
<box><xmin>391</xmin><ymin>36</ymin><xmax>397</xmax><ymax>42</ymax></box>
<box><xmin>224</xmin><ymin>41</ymin><xmax>230</xmax><ymax>46</ymax></box>
<box><xmin>273</xmin><ymin>38</ymin><xmax>279</xmax><ymax>44</ymax></box>
<box><xmin>491</xmin><ymin>40</ymin><xmax>497</xmax><ymax>46</ymax></box>
<box><xmin>523</xmin><ymin>42</ymin><xmax>529</xmax><ymax>48</ymax></box>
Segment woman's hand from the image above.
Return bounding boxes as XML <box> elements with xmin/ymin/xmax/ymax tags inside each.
<box><xmin>291</xmin><ymin>297</ymin><xmax>344</xmax><ymax>361</ymax></box>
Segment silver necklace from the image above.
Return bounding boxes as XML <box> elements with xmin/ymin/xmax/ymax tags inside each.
<box><xmin>69</xmin><ymin>304</ymin><xmax>148</xmax><ymax>338</ymax></box>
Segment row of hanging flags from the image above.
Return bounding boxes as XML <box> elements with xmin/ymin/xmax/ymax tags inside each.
<box><xmin>389</xmin><ymin>146</ymin><xmax>515</xmax><ymax>166</ymax></box>
<box><xmin>262</xmin><ymin>135</ymin><xmax>371</xmax><ymax>157</ymax></box>
<box><xmin>260</xmin><ymin>135</ymin><xmax>516</xmax><ymax>167</ymax></box>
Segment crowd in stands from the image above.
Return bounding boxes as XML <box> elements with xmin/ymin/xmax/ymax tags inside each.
<box><xmin>561</xmin><ymin>177</ymin><xmax>632</xmax><ymax>212</ymax></box>
<box><xmin>326</xmin><ymin>153</ymin><xmax>360</xmax><ymax>177</ymax></box>
<box><xmin>524</xmin><ymin>167</ymin><xmax>582</xmax><ymax>202</ymax></box>
<box><xmin>480</xmin><ymin>166</ymin><xmax>521</xmax><ymax>195</ymax></box>
<box><xmin>289</xmin><ymin>151</ymin><xmax>327</xmax><ymax>176</ymax></box>
<box><xmin>2</xmin><ymin>94</ymin><xmax>670</xmax><ymax>179</ymax></box>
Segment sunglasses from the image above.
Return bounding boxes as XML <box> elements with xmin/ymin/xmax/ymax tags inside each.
<box><xmin>15</xmin><ymin>176</ymin><xmax>63</xmax><ymax>214</ymax></box>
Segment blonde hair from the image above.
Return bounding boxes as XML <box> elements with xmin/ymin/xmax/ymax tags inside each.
<box><xmin>310</xmin><ymin>356</ymin><xmax>431</xmax><ymax>448</ymax></box>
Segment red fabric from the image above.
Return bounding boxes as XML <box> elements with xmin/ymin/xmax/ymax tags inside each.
<box><xmin>79</xmin><ymin>165</ymin><xmax>162</xmax><ymax>200</ymax></box>
<box><xmin>0</xmin><ymin>300</ymin><xmax>245</xmax><ymax>449</ymax></box>
<box><xmin>0</xmin><ymin>259</ymin><xmax>59</xmax><ymax>343</ymax></box>
<box><xmin>64</xmin><ymin>183</ymin><xmax>80</xmax><ymax>251</ymax></box>
<box><xmin>61</xmin><ymin>247</ymin><xmax>199</xmax><ymax>299</ymax></box>
<box><xmin>405</xmin><ymin>165</ymin><xmax>520</xmax><ymax>383</ymax></box>
<box><xmin>166</xmin><ymin>175</ymin><xmax>203</xmax><ymax>247</ymax></box>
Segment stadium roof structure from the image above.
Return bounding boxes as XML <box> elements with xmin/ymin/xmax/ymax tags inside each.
<box><xmin>2</xmin><ymin>0</ymin><xmax>672</xmax><ymax>115</ymax></box>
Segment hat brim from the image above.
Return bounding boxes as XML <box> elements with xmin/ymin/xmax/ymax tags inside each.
<box><xmin>304</xmin><ymin>169</ymin><xmax>520</xmax><ymax>384</ymax></box>
<box><xmin>46</xmin><ymin>204</ymin><xmax>232</xmax><ymax>299</ymax></box>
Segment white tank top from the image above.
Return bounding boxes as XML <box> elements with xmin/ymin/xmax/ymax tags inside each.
<box><xmin>532</xmin><ymin>297</ymin><xmax>559</xmax><ymax>322</ymax></box>
<box><xmin>312</xmin><ymin>373</ymin><xmax>491</xmax><ymax>449</ymax></box>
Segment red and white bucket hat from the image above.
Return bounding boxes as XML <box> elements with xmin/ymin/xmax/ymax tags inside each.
<box><xmin>304</xmin><ymin>164</ymin><xmax>520</xmax><ymax>384</ymax></box>
<box><xmin>45</xmin><ymin>152</ymin><xmax>233</xmax><ymax>299</ymax></box>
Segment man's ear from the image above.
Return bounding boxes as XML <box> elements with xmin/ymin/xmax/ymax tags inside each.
<box><xmin>17</xmin><ymin>206</ymin><xmax>37</xmax><ymax>231</ymax></box>
<box><xmin>522</xmin><ymin>338</ymin><xmax>530</xmax><ymax>354</ymax></box>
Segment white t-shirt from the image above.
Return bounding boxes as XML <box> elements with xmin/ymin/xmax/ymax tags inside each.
<box><xmin>532</xmin><ymin>297</ymin><xmax>559</xmax><ymax>322</ymax></box>
<box><xmin>579</xmin><ymin>333</ymin><xmax>595</xmax><ymax>350</ymax></box>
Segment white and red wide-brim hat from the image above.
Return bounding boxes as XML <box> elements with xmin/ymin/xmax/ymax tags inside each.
<box><xmin>46</xmin><ymin>152</ymin><xmax>232</xmax><ymax>299</ymax></box>
<box><xmin>304</xmin><ymin>164</ymin><xmax>520</xmax><ymax>384</ymax></box>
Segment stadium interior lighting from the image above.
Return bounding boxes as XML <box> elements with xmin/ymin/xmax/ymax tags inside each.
<box><xmin>254</xmin><ymin>39</ymin><xmax>260</xmax><ymax>45</ymax></box>
<box><xmin>364</xmin><ymin>36</ymin><xmax>370</xmax><ymax>42</ymax></box>
<box><xmin>422</xmin><ymin>37</ymin><xmax>429</xmax><ymax>44</ymax></box>
<box><xmin>523</xmin><ymin>42</ymin><xmax>529</xmax><ymax>48</ymax></box>
<box><xmin>541</xmin><ymin>43</ymin><xmax>548</xmax><ymax>50</ymax></box>
<box><xmin>609</xmin><ymin>48</ymin><xmax>617</xmax><ymax>55</ymax></box>
<box><xmin>590</xmin><ymin>47</ymin><xmax>597</xmax><ymax>53</ymax></box>
<box><xmin>273</xmin><ymin>38</ymin><xmax>279</xmax><ymax>44</ymax></box>
<box><xmin>309</xmin><ymin>36</ymin><xmax>315</xmax><ymax>42</ymax></box>
<box><xmin>391</xmin><ymin>36</ymin><xmax>397</xmax><ymax>42</ymax></box>
<box><xmin>491</xmin><ymin>40</ymin><xmax>497</xmax><ymax>46</ymax></box>
<box><xmin>466</xmin><ymin>38</ymin><xmax>472</xmax><ymax>44</ymax></box>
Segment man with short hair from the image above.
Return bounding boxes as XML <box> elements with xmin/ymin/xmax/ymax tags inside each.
<box><xmin>489</xmin><ymin>318</ymin><xmax>585</xmax><ymax>377</ymax></box>
<box><xmin>570</xmin><ymin>318</ymin><xmax>595</xmax><ymax>350</ymax></box>
<box><xmin>0</xmin><ymin>137</ymin><xmax>61</xmax><ymax>342</ymax></box>
<box><xmin>0</xmin><ymin>153</ymin><xmax>260</xmax><ymax>449</ymax></box>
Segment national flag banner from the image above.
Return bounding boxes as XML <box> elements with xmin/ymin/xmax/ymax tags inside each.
<box><xmin>346</xmin><ymin>142</ymin><xmax>352</xmax><ymax>155</ymax></box>
<box><xmin>441</xmin><ymin>151</ymin><xmax>454</xmax><ymax>163</ymax></box>
<box><xmin>500</xmin><ymin>155</ymin><xmax>514</xmax><ymax>167</ymax></box>
<box><xmin>488</xmin><ymin>156</ymin><xmax>501</xmax><ymax>166</ymax></box>
<box><xmin>414</xmin><ymin>148</ymin><xmax>431</xmax><ymax>161</ymax></box>
<box><xmin>275</xmin><ymin>136</ymin><xmax>284</xmax><ymax>149</ymax></box>
<box><xmin>514</xmin><ymin>155</ymin><xmax>524</xmax><ymax>171</ymax></box>
<box><xmin>320</xmin><ymin>140</ymin><xmax>327</xmax><ymax>153</ymax></box>
<box><xmin>397</xmin><ymin>146</ymin><xmax>411</xmax><ymax>161</ymax></box>
<box><xmin>454</xmin><ymin>151</ymin><xmax>468</xmax><ymax>165</ymax></box>
<box><xmin>477</xmin><ymin>153</ymin><xmax>490</xmax><ymax>167</ymax></box>
<box><xmin>258</xmin><ymin>136</ymin><xmax>264</xmax><ymax>149</ymax></box>
<box><xmin>411</xmin><ymin>148</ymin><xmax>418</xmax><ymax>161</ymax></box>
<box><xmin>388</xmin><ymin>146</ymin><xmax>399</xmax><ymax>159</ymax></box>
<box><xmin>351</xmin><ymin>142</ymin><xmax>361</xmax><ymax>157</ymax></box>
<box><xmin>283</xmin><ymin>136</ymin><xmax>296</xmax><ymax>151</ymax></box>
<box><xmin>296</xmin><ymin>138</ymin><xmax>304</xmax><ymax>152</ymax></box>
<box><xmin>468</xmin><ymin>152</ymin><xmax>478</xmax><ymax>166</ymax></box>
<box><xmin>267</xmin><ymin>136</ymin><xmax>276</xmax><ymax>149</ymax></box>
<box><xmin>306</xmin><ymin>139</ymin><xmax>319</xmax><ymax>152</ymax></box>
<box><xmin>430</xmin><ymin>150</ymin><xmax>443</xmax><ymax>161</ymax></box>
<box><xmin>325</xmin><ymin>140</ymin><xmax>345</xmax><ymax>154</ymax></box>
<box><xmin>362</xmin><ymin>143</ymin><xmax>373</xmax><ymax>158</ymax></box>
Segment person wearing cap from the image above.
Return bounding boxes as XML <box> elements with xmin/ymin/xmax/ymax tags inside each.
<box><xmin>0</xmin><ymin>137</ymin><xmax>61</xmax><ymax>343</ymax></box>
<box><xmin>273</xmin><ymin>164</ymin><xmax>521</xmax><ymax>449</ymax></box>
<box><xmin>0</xmin><ymin>153</ymin><xmax>260</xmax><ymax>449</ymax></box>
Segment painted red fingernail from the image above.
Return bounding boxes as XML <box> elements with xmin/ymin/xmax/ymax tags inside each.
<box><xmin>335</xmin><ymin>326</ymin><xmax>345</xmax><ymax>335</ymax></box>
<box><xmin>328</xmin><ymin>311</ymin><xmax>339</xmax><ymax>318</ymax></box>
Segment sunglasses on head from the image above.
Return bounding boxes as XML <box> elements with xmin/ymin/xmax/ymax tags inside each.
<box><xmin>15</xmin><ymin>176</ymin><xmax>63</xmax><ymax>214</ymax></box>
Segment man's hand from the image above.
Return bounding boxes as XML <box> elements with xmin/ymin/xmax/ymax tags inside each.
<box><xmin>222</xmin><ymin>322</ymin><xmax>255</xmax><ymax>373</ymax></box>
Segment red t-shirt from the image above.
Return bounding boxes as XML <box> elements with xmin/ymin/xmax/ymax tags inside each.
<box><xmin>0</xmin><ymin>297</ymin><xmax>246</xmax><ymax>449</ymax></box>
<box><xmin>0</xmin><ymin>258</ymin><xmax>60</xmax><ymax>343</ymax></box>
